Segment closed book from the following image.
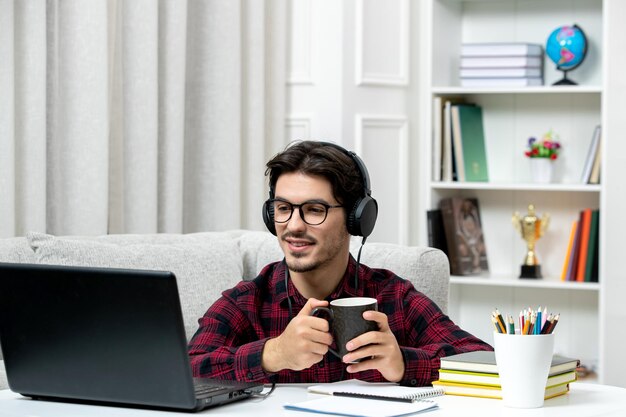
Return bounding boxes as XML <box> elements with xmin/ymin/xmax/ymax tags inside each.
<box><xmin>439</xmin><ymin>350</ymin><xmax>579</xmax><ymax>376</ymax></box>
<box><xmin>461</xmin><ymin>77</ymin><xmax>543</xmax><ymax>87</ymax></box>
<box><xmin>455</xmin><ymin>104</ymin><xmax>489</xmax><ymax>182</ymax></box>
<box><xmin>437</xmin><ymin>369</ymin><xmax>577</xmax><ymax>388</ymax></box>
<box><xmin>460</xmin><ymin>55</ymin><xmax>543</xmax><ymax>68</ymax></box>
<box><xmin>584</xmin><ymin>210</ymin><xmax>600</xmax><ymax>282</ymax></box>
<box><xmin>432</xmin><ymin>380</ymin><xmax>570</xmax><ymax>400</ymax></box>
<box><xmin>442</xmin><ymin>100</ymin><xmax>454</xmax><ymax>181</ymax></box>
<box><xmin>432</xmin><ymin>96</ymin><xmax>443</xmax><ymax>181</ymax></box>
<box><xmin>580</xmin><ymin>125</ymin><xmax>601</xmax><ymax>183</ymax></box>
<box><xmin>450</xmin><ymin>105</ymin><xmax>466</xmax><ymax>181</ymax></box>
<box><xmin>426</xmin><ymin>209</ymin><xmax>449</xmax><ymax>256</ymax></box>
<box><xmin>438</xmin><ymin>198</ymin><xmax>489</xmax><ymax>276</ymax></box>
<box><xmin>566</xmin><ymin>215</ymin><xmax>583</xmax><ymax>281</ymax></box>
<box><xmin>576</xmin><ymin>209</ymin><xmax>593</xmax><ymax>282</ymax></box>
<box><xmin>460</xmin><ymin>67</ymin><xmax>542</xmax><ymax>78</ymax></box>
<box><xmin>461</xmin><ymin>43</ymin><xmax>543</xmax><ymax>57</ymax></box>
<box><xmin>561</xmin><ymin>220</ymin><xmax>578</xmax><ymax>281</ymax></box>
<box><xmin>589</xmin><ymin>134</ymin><xmax>603</xmax><ymax>184</ymax></box>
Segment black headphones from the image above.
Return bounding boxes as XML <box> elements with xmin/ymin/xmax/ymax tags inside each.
<box><xmin>262</xmin><ymin>141</ymin><xmax>378</xmax><ymax>238</ymax></box>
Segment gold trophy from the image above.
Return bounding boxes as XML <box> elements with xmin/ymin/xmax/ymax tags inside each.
<box><xmin>512</xmin><ymin>204</ymin><xmax>550</xmax><ymax>279</ymax></box>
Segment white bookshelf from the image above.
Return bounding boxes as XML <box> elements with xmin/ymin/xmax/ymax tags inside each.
<box><xmin>418</xmin><ymin>0</ymin><xmax>626</xmax><ymax>385</ymax></box>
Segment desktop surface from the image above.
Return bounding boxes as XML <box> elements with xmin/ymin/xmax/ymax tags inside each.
<box><xmin>1</xmin><ymin>383</ymin><xmax>625</xmax><ymax>416</ymax></box>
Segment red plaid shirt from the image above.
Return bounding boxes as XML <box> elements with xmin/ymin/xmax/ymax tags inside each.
<box><xmin>188</xmin><ymin>257</ymin><xmax>492</xmax><ymax>386</ymax></box>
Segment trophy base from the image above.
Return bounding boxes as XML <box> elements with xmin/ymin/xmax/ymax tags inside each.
<box><xmin>520</xmin><ymin>265</ymin><xmax>542</xmax><ymax>279</ymax></box>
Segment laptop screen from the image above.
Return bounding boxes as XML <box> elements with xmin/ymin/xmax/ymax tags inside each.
<box><xmin>0</xmin><ymin>263</ymin><xmax>201</xmax><ymax>409</ymax></box>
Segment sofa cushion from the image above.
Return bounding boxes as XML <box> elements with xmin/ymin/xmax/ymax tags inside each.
<box><xmin>354</xmin><ymin>241</ymin><xmax>449</xmax><ymax>313</ymax></box>
<box><xmin>0</xmin><ymin>237</ymin><xmax>36</xmax><ymax>264</ymax></box>
<box><xmin>27</xmin><ymin>232</ymin><xmax>243</xmax><ymax>340</ymax></box>
<box><xmin>236</xmin><ymin>231</ymin><xmax>283</xmax><ymax>279</ymax></box>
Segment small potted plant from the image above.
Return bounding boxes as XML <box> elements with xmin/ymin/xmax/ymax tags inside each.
<box><xmin>525</xmin><ymin>130</ymin><xmax>561</xmax><ymax>183</ymax></box>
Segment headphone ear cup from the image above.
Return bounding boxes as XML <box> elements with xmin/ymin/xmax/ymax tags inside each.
<box><xmin>347</xmin><ymin>196</ymin><xmax>378</xmax><ymax>237</ymax></box>
<box><xmin>262</xmin><ymin>200</ymin><xmax>277</xmax><ymax>236</ymax></box>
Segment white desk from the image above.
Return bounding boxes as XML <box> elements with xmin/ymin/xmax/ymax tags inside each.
<box><xmin>1</xmin><ymin>383</ymin><xmax>625</xmax><ymax>416</ymax></box>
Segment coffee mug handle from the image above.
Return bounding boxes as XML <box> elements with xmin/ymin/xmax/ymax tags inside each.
<box><xmin>309</xmin><ymin>307</ymin><xmax>341</xmax><ymax>359</ymax></box>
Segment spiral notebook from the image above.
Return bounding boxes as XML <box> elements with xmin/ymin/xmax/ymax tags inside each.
<box><xmin>307</xmin><ymin>379</ymin><xmax>445</xmax><ymax>401</ymax></box>
<box><xmin>285</xmin><ymin>380</ymin><xmax>442</xmax><ymax>417</ymax></box>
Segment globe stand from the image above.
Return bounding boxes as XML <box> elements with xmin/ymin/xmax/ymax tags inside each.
<box><xmin>553</xmin><ymin>70</ymin><xmax>577</xmax><ymax>86</ymax></box>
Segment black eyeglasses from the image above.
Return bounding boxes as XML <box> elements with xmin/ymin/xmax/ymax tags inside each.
<box><xmin>268</xmin><ymin>199</ymin><xmax>343</xmax><ymax>226</ymax></box>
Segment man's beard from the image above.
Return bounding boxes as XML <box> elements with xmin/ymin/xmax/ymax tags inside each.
<box><xmin>282</xmin><ymin>230</ymin><xmax>348</xmax><ymax>273</ymax></box>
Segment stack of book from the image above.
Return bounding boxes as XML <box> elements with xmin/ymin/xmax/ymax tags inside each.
<box><xmin>433</xmin><ymin>351</ymin><xmax>578</xmax><ymax>400</ymax></box>
<box><xmin>460</xmin><ymin>43</ymin><xmax>544</xmax><ymax>87</ymax></box>
<box><xmin>561</xmin><ymin>208</ymin><xmax>600</xmax><ymax>282</ymax></box>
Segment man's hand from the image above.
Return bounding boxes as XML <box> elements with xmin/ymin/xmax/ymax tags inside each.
<box><xmin>341</xmin><ymin>310</ymin><xmax>405</xmax><ymax>383</ymax></box>
<box><xmin>262</xmin><ymin>298</ymin><xmax>333</xmax><ymax>372</ymax></box>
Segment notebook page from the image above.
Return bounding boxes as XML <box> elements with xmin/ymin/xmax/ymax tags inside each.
<box><xmin>284</xmin><ymin>396</ymin><xmax>438</xmax><ymax>417</ymax></box>
<box><xmin>308</xmin><ymin>379</ymin><xmax>444</xmax><ymax>400</ymax></box>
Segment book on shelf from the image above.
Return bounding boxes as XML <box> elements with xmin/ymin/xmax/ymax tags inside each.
<box><xmin>461</xmin><ymin>77</ymin><xmax>543</xmax><ymax>87</ymax></box>
<box><xmin>432</xmin><ymin>96</ymin><xmax>443</xmax><ymax>181</ymax></box>
<box><xmin>580</xmin><ymin>125</ymin><xmax>602</xmax><ymax>184</ymax></box>
<box><xmin>575</xmin><ymin>208</ymin><xmax>593</xmax><ymax>282</ymax></box>
<box><xmin>561</xmin><ymin>220</ymin><xmax>578</xmax><ymax>281</ymax></box>
<box><xmin>460</xmin><ymin>55</ymin><xmax>543</xmax><ymax>68</ymax></box>
<box><xmin>566</xmin><ymin>215</ymin><xmax>582</xmax><ymax>282</ymax></box>
<box><xmin>443</xmin><ymin>100</ymin><xmax>453</xmax><ymax>181</ymax></box>
<box><xmin>437</xmin><ymin>369</ymin><xmax>577</xmax><ymax>388</ymax></box>
<box><xmin>438</xmin><ymin>197</ymin><xmax>488</xmax><ymax>275</ymax></box>
<box><xmin>460</xmin><ymin>67</ymin><xmax>542</xmax><ymax>78</ymax></box>
<box><xmin>431</xmin><ymin>380</ymin><xmax>570</xmax><ymax>400</ymax></box>
<box><xmin>589</xmin><ymin>133</ymin><xmax>603</xmax><ymax>184</ymax></box>
<box><xmin>450</xmin><ymin>105</ymin><xmax>466</xmax><ymax>181</ymax></box>
<box><xmin>451</xmin><ymin>104</ymin><xmax>489</xmax><ymax>182</ymax></box>
<box><xmin>439</xmin><ymin>350</ymin><xmax>580</xmax><ymax>376</ymax></box>
<box><xmin>585</xmin><ymin>210</ymin><xmax>600</xmax><ymax>283</ymax></box>
<box><xmin>426</xmin><ymin>209</ymin><xmax>449</xmax><ymax>256</ymax></box>
<box><xmin>461</xmin><ymin>43</ymin><xmax>543</xmax><ymax>57</ymax></box>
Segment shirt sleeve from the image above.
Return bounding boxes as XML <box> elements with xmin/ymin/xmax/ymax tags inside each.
<box><xmin>397</xmin><ymin>285</ymin><xmax>493</xmax><ymax>387</ymax></box>
<box><xmin>187</xmin><ymin>293</ymin><xmax>275</xmax><ymax>383</ymax></box>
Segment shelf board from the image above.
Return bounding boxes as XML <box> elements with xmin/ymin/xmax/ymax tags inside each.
<box><xmin>431</xmin><ymin>86</ymin><xmax>602</xmax><ymax>95</ymax></box>
<box><xmin>430</xmin><ymin>182</ymin><xmax>601</xmax><ymax>192</ymax></box>
<box><xmin>450</xmin><ymin>275</ymin><xmax>600</xmax><ymax>291</ymax></box>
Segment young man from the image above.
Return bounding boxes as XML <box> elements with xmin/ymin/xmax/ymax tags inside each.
<box><xmin>188</xmin><ymin>141</ymin><xmax>492</xmax><ymax>386</ymax></box>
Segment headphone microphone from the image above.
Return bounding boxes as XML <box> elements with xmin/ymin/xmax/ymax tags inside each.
<box><xmin>263</xmin><ymin>141</ymin><xmax>378</xmax><ymax>302</ymax></box>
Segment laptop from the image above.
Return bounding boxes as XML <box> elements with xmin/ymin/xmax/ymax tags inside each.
<box><xmin>0</xmin><ymin>262</ymin><xmax>263</xmax><ymax>411</ymax></box>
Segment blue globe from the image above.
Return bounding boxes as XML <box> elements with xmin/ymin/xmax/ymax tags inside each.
<box><xmin>546</xmin><ymin>25</ymin><xmax>587</xmax><ymax>71</ymax></box>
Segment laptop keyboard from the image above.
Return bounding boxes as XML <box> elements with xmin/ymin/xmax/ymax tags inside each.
<box><xmin>194</xmin><ymin>381</ymin><xmax>228</xmax><ymax>397</ymax></box>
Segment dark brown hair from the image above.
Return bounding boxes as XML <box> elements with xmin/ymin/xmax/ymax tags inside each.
<box><xmin>265</xmin><ymin>141</ymin><xmax>363</xmax><ymax>212</ymax></box>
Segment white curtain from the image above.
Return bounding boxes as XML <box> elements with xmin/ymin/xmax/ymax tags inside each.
<box><xmin>0</xmin><ymin>0</ymin><xmax>287</xmax><ymax>238</ymax></box>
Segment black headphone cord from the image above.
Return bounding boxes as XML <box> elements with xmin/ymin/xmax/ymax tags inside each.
<box><xmin>354</xmin><ymin>237</ymin><xmax>367</xmax><ymax>291</ymax></box>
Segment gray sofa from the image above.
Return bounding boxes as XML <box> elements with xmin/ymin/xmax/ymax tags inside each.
<box><xmin>0</xmin><ymin>230</ymin><xmax>449</xmax><ymax>391</ymax></box>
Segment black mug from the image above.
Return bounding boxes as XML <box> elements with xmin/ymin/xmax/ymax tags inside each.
<box><xmin>310</xmin><ymin>297</ymin><xmax>378</xmax><ymax>361</ymax></box>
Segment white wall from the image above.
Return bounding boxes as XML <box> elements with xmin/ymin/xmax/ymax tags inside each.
<box><xmin>286</xmin><ymin>0</ymin><xmax>421</xmax><ymax>245</ymax></box>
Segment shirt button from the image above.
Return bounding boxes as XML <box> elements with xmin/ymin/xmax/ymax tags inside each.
<box><xmin>410</xmin><ymin>379</ymin><xmax>418</xmax><ymax>386</ymax></box>
<box><xmin>318</xmin><ymin>361</ymin><xmax>325</xmax><ymax>368</ymax></box>
<box><xmin>247</xmin><ymin>372</ymin><xmax>254</xmax><ymax>379</ymax></box>
<box><xmin>226</xmin><ymin>358</ymin><xmax>233</xmax><ymax>365</ymax></box>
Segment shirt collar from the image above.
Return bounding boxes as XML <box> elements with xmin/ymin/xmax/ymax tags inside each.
<box><xmin>273</xmin><ymin>255</ymin><xmax>364</xmax><ymax>305</ymax></box>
